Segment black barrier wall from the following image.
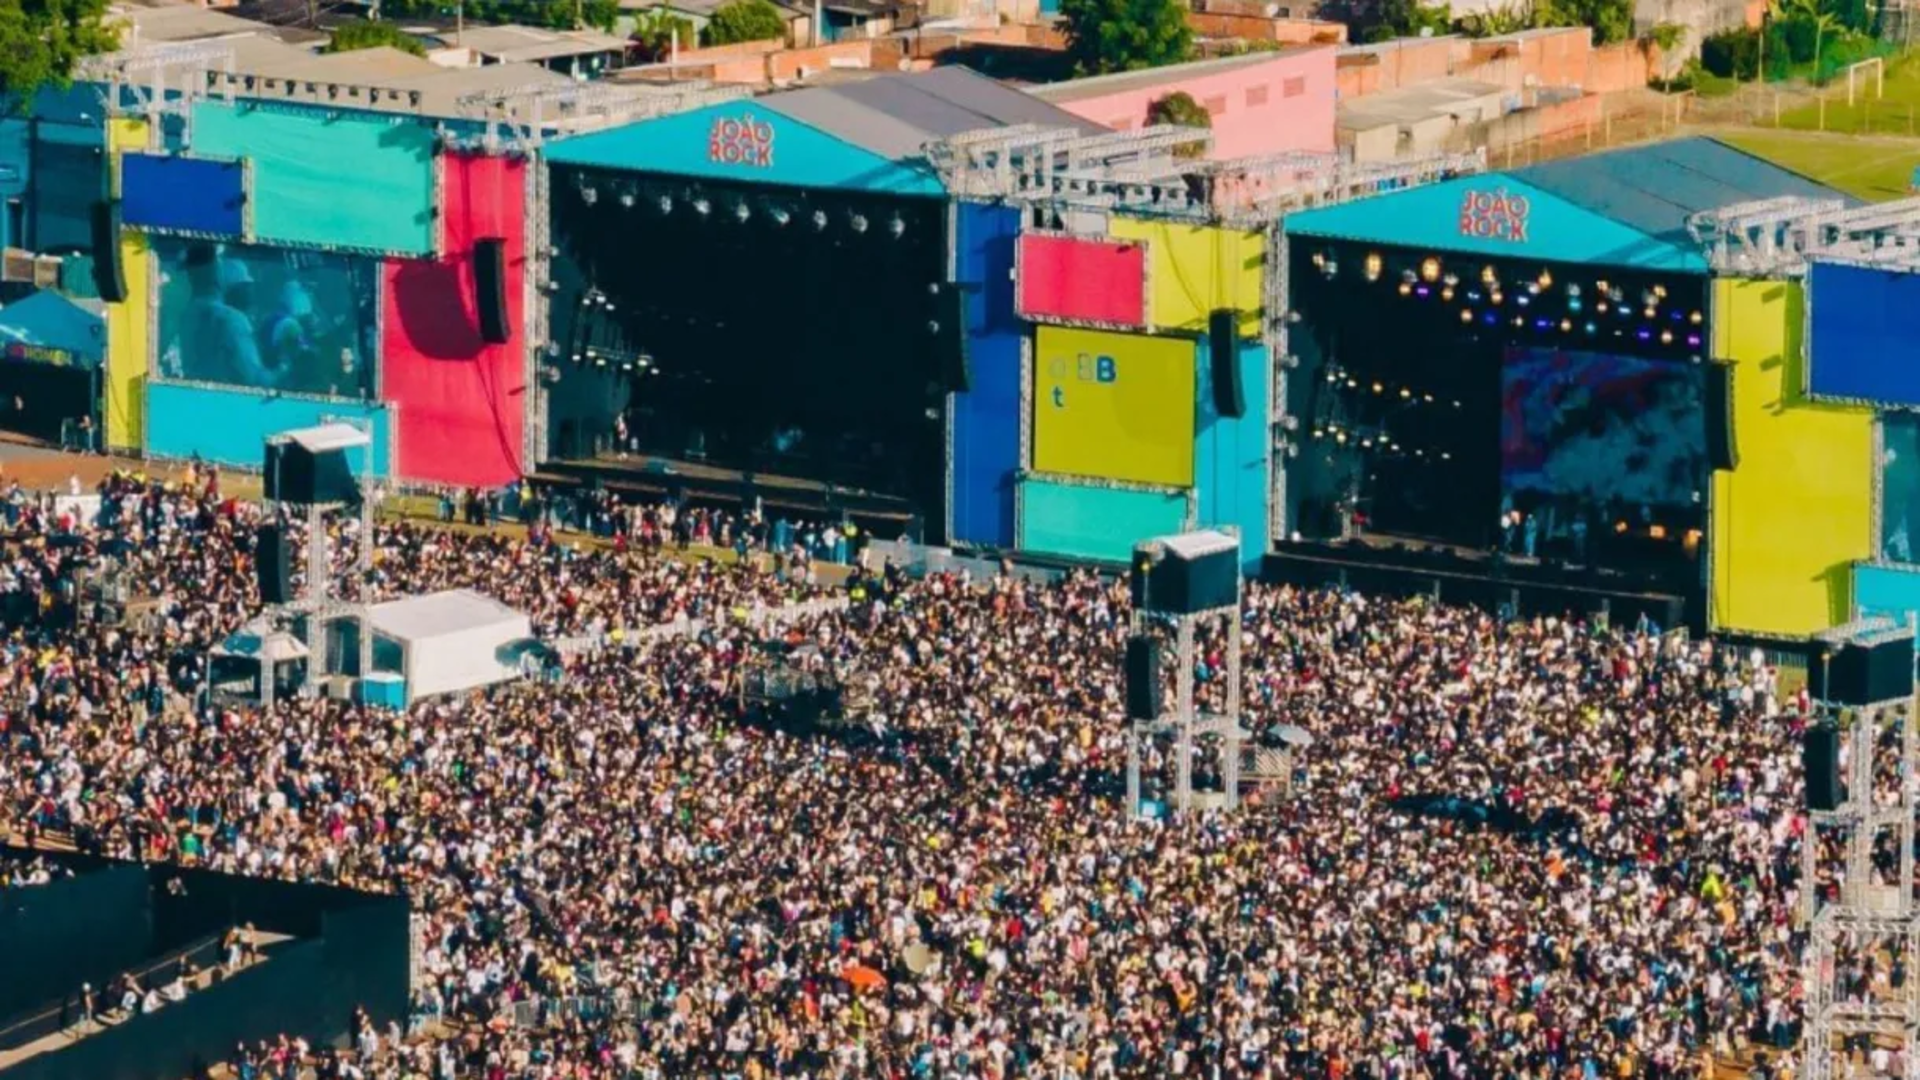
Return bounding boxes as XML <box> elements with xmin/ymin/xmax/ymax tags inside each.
<box><xmin>0</xmin><ymin>848</ymin><xmax>410</xmax><ymax>1080</ymax></box>
<box><xmin>0</xmin><ymin>863</ymin><xmax>151</xmax><ymax>1018</ymax></box>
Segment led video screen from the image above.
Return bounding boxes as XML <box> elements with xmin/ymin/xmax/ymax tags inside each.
<box><xmin>1501</xmin><ymin>348</ymin><xmax>1705</xmax><ymax>512</ymax></box>
<box><xmin>153</xmin><ymin>238</ymin><xmax>377</xmax><ymax>399</ymax></box>
<box><xmin>1883</xmin><ymin>413</ymin><xmax>1920</xmax><ymax>563</ymax></box>
<box><xmin>1808</xmin><ymin>261</ymin><xmax>1920</xmax><ymax>407</ymax></box>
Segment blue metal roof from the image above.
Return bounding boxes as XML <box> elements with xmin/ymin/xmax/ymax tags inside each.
<box><xmin>1512</xmin><ymin>136</ymin><xmax>1857</xmax><ymax>253</ymax></box>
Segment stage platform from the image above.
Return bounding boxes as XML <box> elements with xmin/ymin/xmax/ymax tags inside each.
<box><xmin>534</xmin><ymin>454</ymin><xmax>918</xmax><ymax>526</ymax></box>
<box><xmin>1263</xmin><ymin>536</ymin><xmax>1702</xmax><ymax>633</ymax></box>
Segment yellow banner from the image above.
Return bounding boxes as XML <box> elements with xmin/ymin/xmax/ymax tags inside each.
<box><xmin>105</xmin><ymin>118</ymin><xmax>151</xmax><ymax>451</ymax></box>
<box><xmin>1107</xmin><ymin>219</ymin><xmax>1264</xmax><ymax>336</ymax></box>
<box><xmin>1710</xmin><ymin>278</ymin><xmax>1873</xmax><ymax>637</ymax></box>
<box><xmin>1032</xmin><ymin>326</ymin><xmax>1194</xmax><ymax>488</ymax></box>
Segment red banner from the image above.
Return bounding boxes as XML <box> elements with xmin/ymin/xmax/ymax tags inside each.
<box><xmin>1015</xmin><ymin>233</ymin><xmax>1148</xmax><ymax>329</ymax></box>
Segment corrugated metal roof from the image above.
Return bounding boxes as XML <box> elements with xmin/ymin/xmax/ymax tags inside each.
<box><xmin>764</xmin><ymin>67</ymin><xmax>1101</xmax><ymax>160</ymax></box>
<box><xmin>1031</xmin><ymin>49</ymin><xmax>1316</xmax><ymax>104</ymax></box>
<box><xmin>1513</xmin><ymin>136</ymin><xmax>1857</xmax><ymax>249</ymax></box>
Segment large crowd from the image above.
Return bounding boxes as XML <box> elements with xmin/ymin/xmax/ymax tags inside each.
<box><xmin>0</xmin><ymin>469</ymin><xmax>1823</xmax><ymax>1079</ymax></box>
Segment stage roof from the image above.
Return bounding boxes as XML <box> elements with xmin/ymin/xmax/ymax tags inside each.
<box><xmin>371</xmin><ymin>588</ymin><xmax>528</xmax><ymax>645</ymax></box>
<box><xmin>1284</xmin><ymin>136</ymin><xmax>1854</xmax><ymax>273</ymax></box>
<box><xmin>546</xmin><ymin>67</ymin><xmax>1099</xmax><ymax>194</ymax></box>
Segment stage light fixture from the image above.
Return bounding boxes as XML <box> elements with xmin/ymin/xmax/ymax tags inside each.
<box><xmin>889</xmin><ymin>215</ymin><xmax>905</xmax><ymax>239</ymax></box>
<box><xmin>1643</xmin><ymin>307</ymin><xmax>1656</xmax><ymax>319</ymax></box>
<box><xmin>1398</xmin><ymin>282</ymin><xmax>1412</xmax><ymax>296</ymax></box>
<box><xmin>735</xmin><ymin>202</ymin><xmax>750</xmax><ymax>223</ymax></box>
<box><xmin>1442</xmin><ymin>273</ymin><xmax>1459</xmax><ymax>288</ymax></box>
<box><xmin>1560</xmin><ymin>319</ymin><xmax>1572</xmax><ymax>332</ymax></box>
<box><xmin>1460</xmin><ymin>309</ymin><xmax>1473</xmax><ymax>323</ymax></box>
<box><xmin>1480</xmin><ymin>266</ymin><xmax>1496</xmax><ymax>285</ymax></box>
<box><xmin>1322</xmin><ymin>257</ymin><xmax>1338</xmax><ymax>279</ymax></box>
<box><xmin>1526</xmin><ymin>283</ymin><xmax>1539</xmax><ymax>296</ymax></box>
<box><xmin>771</xmin><ymin>207</ymin><xmax>790</xmax><ymax>226</ymax></box>
<box><xmin>1653</xmin><ymin>284</ymin><xmax>1668</xmax><ymax>299</ymax></box>
<box><xmin>1441</xmin><ymin>287</ymin><xmax>1454</xmax><ymax>302</ymax></box>
<box><xmin>1311</xmin><ymin>251</ymin><xmax>1326</xmax><ymax>269</ymax></box>
<box><xmin>1597</xmin><ymin>302</ymin><xmax>1609</xmax><ymax>313</ymax></box>
<box><xmin>658</xmin><ymin>195</ymin><xmax>672</xmax><ymax>214</ymax></box>
<box><xmin>1585</xmin><ymin>323</ymin><xmax>1597</xmax><ymax>334</ymax></box>
<box><xmin>926</xmin><ymin>320</ymin><xmax>941</xmax><ymax>335</ymax></box>
<box><xmin>812</xmin><ymin>210</ymin><xmax>828</xmax><ymax>230</ymax></box>
<box><xmin>851</xmin><ymin>214</ymin><xmax>869</xmax><ymax>234</ymax></box>
<box><xmin>1420</xmin><ymin>258</ymin><xmax>1440</xmax><ymax>282</ymax></box>
<box><xmin>1689</xmin><ymin>310</ymin><xmax>1702</xmax><ymax>324</ymax></box>
<box><xmin>693</xmin><ymin>198</ymin><xmax>711</xmax><ymax>216</ymax></box>
<box><xmin>1400</xmin><ymin>269</ymin><xmax>1417</xmax><ymax>286</ymax></box>
<box><xmin>1364</xmin><ymin>253</ymin><xmax>1383</xmax><ymax>282</ymax></box>
<box><xmin>1538</xmin><ymin>269</ymin><xmax>1552</xmax><ymax>289</ymax></box>
<box><xmin>1566</xmin><ymin>284</ymin><xmax>1581</xmax><ymax>299</ymax></box>
<box><xmin>619</xmin><ymin>192</ymin><xmax>635</xmax><ymax>209</ymax></box>
<box><xmin>1661</xmin><ymin>329</ymin><xmax>1674</xmax><ymax>345</ymax></box>
<box><xmin>1687</xmin><ymin>334</ymin><xmax>1702</xmax><ymax>348</ymax></box>
<box><xmin>582</xmin><ymin>187</ymin><xmax>599</xmax><ymax>206</ymax></box>
<box><xmin>1490</xmin><ymin>291</ymin><xmax>1504</xmax><ymax>305</ymax></box>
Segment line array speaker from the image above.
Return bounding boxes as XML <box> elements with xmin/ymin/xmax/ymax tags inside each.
<box><xmin>1209</xmin><ymin>308</ymin><xmax>1245</xmax><ymax>419</ymax></box>
<box><xmin>942</xmin><ymin>290</ymin><xmax>971</xmax><ymax>394</ymax></box>
<box><xmin>91</xmin><ymin>201</ymin><xmax>126</xmax><ymax>303</ymax></box>
<box><xmin>1125</xmin><ymin>634</ymin><xmax>1161</xmax><ymax>722</ymax></box>
<box><xmin>1804</xmin><ymin>722</ymin><xmax>1841</xmax><ymax>812</ymax></box>
<box><xmin>256</xmin><ymin>524</ymin><xmax>293</xmax><ymax>605</ymax></box>
<box><xmin>1705</xmin><ymin>360</ymin><xmax>1736</xmax><ymax>471</ymax></box>
<box><xmin>474</xmin><ymin>237</ymin><xmax>511</xmax><ymax>345</ymax></box>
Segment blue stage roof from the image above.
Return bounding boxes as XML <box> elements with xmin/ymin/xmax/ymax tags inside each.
<box><xmin>1285</xmin><ymin>137</ymin><xmax>1854</xmax><ymax>272</ymax></box>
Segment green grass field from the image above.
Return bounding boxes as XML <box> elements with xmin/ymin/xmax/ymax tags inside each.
<box><xmin>1775</xmin><ymin>55</ymin><xmax>1920</xmax><ymax>133</ymax></box>
<box><xmin>1719</xmin><ymin>128</ymin><xmax>1920</xmax><ymax>201</ymax></box>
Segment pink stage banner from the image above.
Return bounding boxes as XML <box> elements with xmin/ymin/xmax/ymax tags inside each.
<box><xmin>380</xmin><ymin>153</ymin><xmax>527</xmax><ymax>487</ymax></box>
<box><xmin>1015</xmin><ymin>232</ymin><xmax>1149</xmax><ymax>329</ymax></box>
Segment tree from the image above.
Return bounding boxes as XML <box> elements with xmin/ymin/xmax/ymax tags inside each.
<box><xmin>0</xmin><ymin>0</ymin><xmax>122</xmax><ymax>112</ymax></box>
<box><xmin>1058</xmin><ymin>0</ymin><xmax>1192</xmax><ymax>75</ymax></box>
<box><xmin>1146</xmin><ymin>91</ymin><xmax>1211</xmax><ymax>156</ymax></box>
<box><xmin>325</xmin><ymin>20</ymin><xmax>428</xmax><ymax>56</ymax></box>
<box><xmin>1787</xmin><ymin>0</ymin><xmax>1840</xmax><ymax>76</ymax></box>
<box><xmin>1456</xmin><ymin>0</ymin><xmax>1538</xmax><ymax>36</ymax></box>
<box><xmin>703</xmin><ymin>0</ymin><xmax>786</xmax><ymax>46</ymax></box>
<box><xmin>1540</xmin><ymin>0</ymin><xmax>1633</xmax><ymax>43</ymax></box>
<box><xmin>1353</xmin><ymin>0</ymin><xmax>1449</xmax><ymax>43</ymax></box>
<box><xmin>630</xmin><ymin>9</ymin><xmax>695</xmax><ymax>60</ymax></box>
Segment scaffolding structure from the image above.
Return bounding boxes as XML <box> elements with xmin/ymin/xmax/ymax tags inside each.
<box><xmin>1687</xmin><ymin>194</ymin><xmax>1920</xmax><ymax>276</ymax></box>
<box><xmin>1801</xmin><ymin>618</ymin><xmax>1920</xmax><ymax>1080</ymax></box>
<box><xmin>1124</xmin><ymin>580</ymin><xmax>1246</xmax><ymax>818</ymax></box>
<box><xmin>262</xmin><ymin>423</ymin><xmax>379</xmax><ymax>696</ymax></box>
<box><xmin>451</xmin><ymin>80</ymin><xmax>748</xmax><ymax>154</ymax></box>
<box><xmin>80</xmin><ymin>40</ymin><xmax>235</xmax><ymax>140</ymax></box>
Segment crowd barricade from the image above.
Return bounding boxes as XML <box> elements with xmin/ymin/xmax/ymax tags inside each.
<box><xmin>863</xmin><ymin>538</ymin><xmax>1067</xmax><ymax>585</ymax></box>
<box><xmin>548</xmin><ymin>597</ymin><xmax>852</xmax><ymax>660</ymax></box>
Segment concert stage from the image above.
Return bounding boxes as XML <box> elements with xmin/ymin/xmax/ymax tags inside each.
<box><xmin>535</xmin><ymin>453</ymin><xmax>918</xmax><ymax>528</ymax></box>
<box><xmin>1263</xmin><ymin>536</ymin><xmax>1701</xmax><ymax>633</ymax></box>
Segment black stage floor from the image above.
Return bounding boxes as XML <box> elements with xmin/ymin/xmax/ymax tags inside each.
<box><xmin>1264</xmin><ymin>535</ymin><xmax>1702</xmax><ymax>633</ymax></box>
<box><xmin>534</xmin><ymin>453</ymin><xmax>918</xmax><ymax>526</ymax></box>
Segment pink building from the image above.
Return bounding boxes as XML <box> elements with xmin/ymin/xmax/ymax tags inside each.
<box><xmin>1027</xmin><ymin>48</ymin><xmax>1337</xmax><ymax>160</ymax></box>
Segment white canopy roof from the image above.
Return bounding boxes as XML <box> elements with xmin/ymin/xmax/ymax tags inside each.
<box><xmin>214</xmin><ymin>628</ymin><xmax>310</xmax><ymax>663</ymax></box>
<box><xmin>270</xmin><ymin>423</ymin><xmax>371</xmax><ymax>454</ymax></box>
<box><xmin>371</xmin><ymin>589</ymin><xmax>530</xmax><ymax>645</ymax></box>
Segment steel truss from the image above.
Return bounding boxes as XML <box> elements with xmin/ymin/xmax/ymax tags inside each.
<box><xmin>1802</xmin><ymin>621</ymin><xmax>1920</xmax><ymax>1080</ymax></box>
<box><xmin>80</xmin><ymin>40</ymin><xmax>235</xmax><ymax>136</ymax></box>
<box><xmin>1124</xmin><ymin>593</ymin><xmax>1246</xmax><ymax>818</ymax></box>
<box><xmin>452</xmin><ymin>80</ymin><xmax>748</xmax><ymax>153</ymax></box>
<box><xmin>263</xmin><ymin>424</ymin><xmax>379</xmax><ymax>696</ymax></box>
<box><xmin>1688</xmin><ymin>195</ymin><xmax>1920</xmax><ymax>276</ymax></box>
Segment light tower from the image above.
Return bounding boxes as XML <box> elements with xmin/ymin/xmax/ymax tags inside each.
<box><xmin>1801</xmin><ymin>617</ymin><xmax>1920</xmax><ymax>1080</ymax></box>
<box><xmin>261</xmin><ymin>422</ymin><xmax>378</xmax><ymax>694</ymax></box>
<box><xmin>1123</xmin><ymin>529</ymin><xmax>1247</xmax><ymax>816</ymax></box>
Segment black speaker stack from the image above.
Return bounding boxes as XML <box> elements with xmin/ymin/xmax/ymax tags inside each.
<box><xmin>1808</xmin><ymin>622</ymin><xmax>1915</xmax><ymax>708</ymax></box>
<box><xmin>91</xmin><ymin>200</ymin><xmax>126</xmax><ymax>303</ymax></box>
<box><xmin>473</xmin><ymin>237</ymin><xmax>511</xmax><ymax>345</ymax></box>
<box><xmin>1704</xmin><ymin>360</ymin><xmax>1736</xmax><ymax>471</ymax></box>
<box><xmin>1803</xmin><ymin>722</ymin><xmax>1842</xmax><ymax>812</ymax></box>
<box><xmin>1131</xmin><ymin>530</ymin><xmax>1241</xmax><ymax>617</ymax></box>
<box><xmin>1208</xmin><ymin>309</ymin><xmax>1245</xmax><ymax>419</ymax></box>
<box><xmin>1125</xmin><ymin>635</ymin><xmax>1161</xmax><ymax>721</ymax></box>
<box><xmin>256</xmin><ymin>524</ymin><xmax>292</xmax><ymax>604</ymax></box>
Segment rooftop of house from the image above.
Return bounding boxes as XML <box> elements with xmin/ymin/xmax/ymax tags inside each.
<box><xmin>1029</xmin><ymin>48</ymin><xmax>1325</xmax><ymax>104</ymax></box>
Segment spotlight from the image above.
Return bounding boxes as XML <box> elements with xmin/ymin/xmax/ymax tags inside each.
<box><xmin>1560</xmin><ymin>319</ymin><xmax>1572</xmax><ymax>332</ymax></box>
<box><xmin>1689</xmin><ymin>310</ymin><xmax>1702</xmax><ymax>325</ymax></box>
<box><xmin>812</xmin><ymin>210</ymin><xmax>828</xmax><ymax>231</ymax></box>
<box><xmin>1491</xmin><ymin>291</ymin><xmax>1504</xmax><ymax>305</ymax></box>
<box><xmin>1441</xmin><ymin>287</ymin><xmax>1454</xmax><ymax>302</ymax></box>
<box><xmin>888</xmin><ymin>215</ymin><xmax>905</xmax><ymax>239</ymax></box>
<box><xmin>657</xmin><ymin>195</ymin><xmax>672</xmax><ymax>213</ymax></box>
<box><xmin>1364</xmin><ymin>253</ymin><xmax>1383</xmax><ymax>282</ymax></box>
<box><xmin>1311</xmin><ymin>251</ymin><xmax>1326</xmax><ymax>268</ymax></box>
<box><xmin>735</xmin><ymin>202</ymin><xmax>750</xmax><ymax>223</ymax></box>
<box><xmin>1538</xmin><ymin>269</ymin><xmax>1553</xmax><ymax>289</ymax></box>
<box><xmin>1442</xmin><ymin>273</ymin><xmax>1459</xmax><ymax>287</ymax></box>
<box><xmin>1420</xmin><ymin>257</ymin><xmax>1440</xmax><ymax>283</ymax></box>
<box><xmin>926</xmin><ymin>320</ymin><xmax>941</xmax><ymax>335</ymax></box>
<box><xmin>619</xmin><ymin>192</ymin><xmax>635</xmax><ymax>209</ymax></box>
<box><xmin>1400</xmin><ymin>269</ymin><xmax>1418</xmax><ymax>286</ymax></box>
<box><xmin>1660</xmin><ymin>329</ymin><xmax>1674</xmax><ymax>345</ymax></box>
<box><xmin>581</xmin><ymin>187</ymin><xmax>598</xmax><ymax>206</ymax></box>
<box><xmin>1323</xmin><ymin>258</ymin><xmax>1338</xmax><ymax>279</ymax></box>
<box><xmin>1398</xmin><ymin>282</ymin><xmax>1412</xmax><ymax>296</ymax></box>
<box><xmin>1566</xmin><ymin>284</ymin><xmax>1582</xmax><ymax>299</ymax></box>
<box><xmin>851</xmin><ymin>214</ymin><xmax>868</xmax><ymax>234</ymax></box>
<box><xmin>693</xmin><ymin>198</ymin><xmax>710</xmax><ymax>216</ymax></box>
<box><xmin>770</xmin><ymin>207</ymin><xmax>790</xmax><ymax>226</ymax></box>
<box><xmin>1480</xmin><ymin>265</ymin><xmax>1496</xmax><ymax>285</ymax></box>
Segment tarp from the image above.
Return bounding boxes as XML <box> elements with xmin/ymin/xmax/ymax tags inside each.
<box><xmin>191</xmin><ymin>102</ymin><xmax>436</xmax><ymax>255</ymax></box>
<box><xmin>120</xmin><ymin>153</ymin><xmax>246</xmax><ymax>236</ymax></box>
<box><xmin>0</xmin><ymin>290</ymin><xmax>106</xmax><ymax>366</ymax></box>
<box><xmin>379</xmin><ymin>152</ymin><xmax>526</xmax><ymax>487</ymax></box>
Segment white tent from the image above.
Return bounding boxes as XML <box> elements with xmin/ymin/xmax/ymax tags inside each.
<box><xmin>369</xmin><ymin>589</ymin><xmax>533</xmax><ymax>703</ymax></box>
